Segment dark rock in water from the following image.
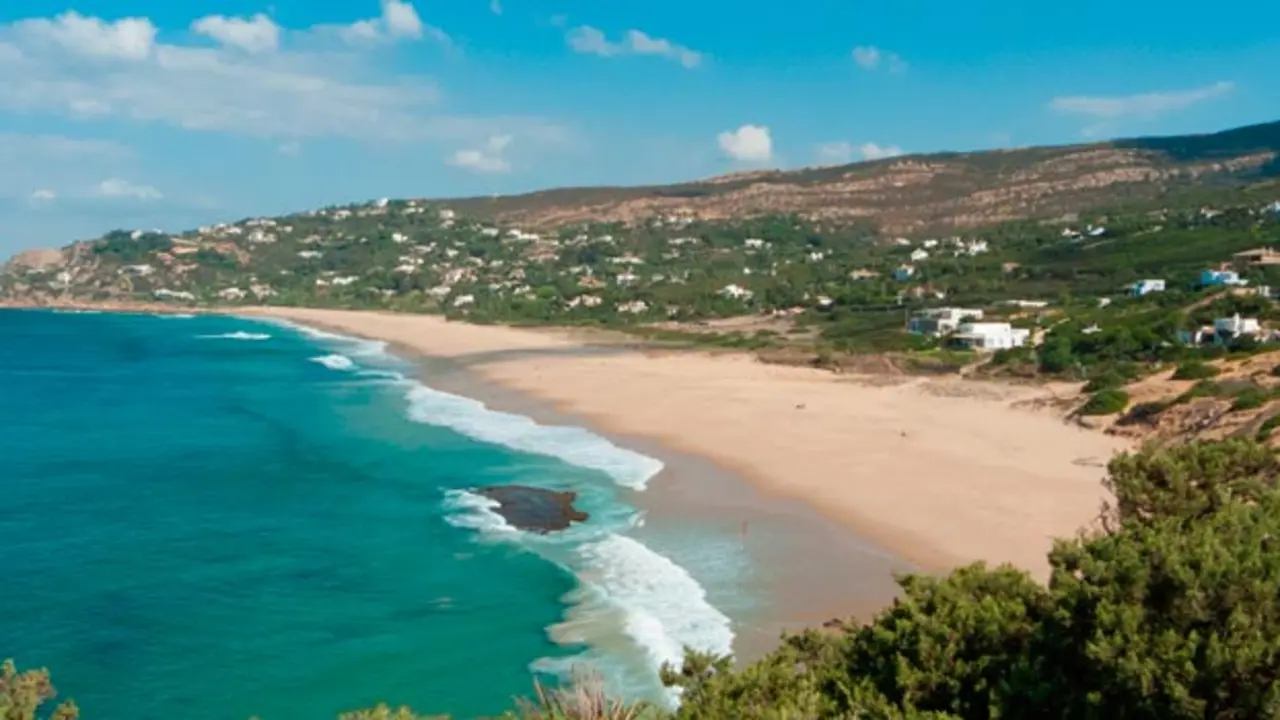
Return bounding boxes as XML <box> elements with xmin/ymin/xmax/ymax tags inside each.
<box><xmin>474</xmin><ymin>485</ymin><xmax>588</xmax><ymax>533</ymax></box>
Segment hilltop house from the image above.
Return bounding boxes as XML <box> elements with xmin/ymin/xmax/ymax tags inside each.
<box><xmin>1129</xmin><ymin>279</ymin><xmax>1166</xmax><ymax>296</ymax></box>
<box><xmin>1180</xmin><ymin>314</ymin><xmax>1263</xmax><ymax>345</ymax></box>
<box><xmin>1232</xmin><ymin>248</ymin><xmax>1280</xmax><ymax>271</ymax></box>
<box><xmin>949</xmin><ymin>322</ymin><xmax>1030</xmax><ymax>350</ymax></box>
<box><xmin>1200</xmin><ymin>268</ymin><xmax>1248</xmax><ymax>287</ymax></box>
<box><xmin>908</xmin><ymin>307</ymin><xmax>984</xmax><ymax>336</ymax></box>
<box><xmin>893</xmin><ymin>265</ymin><xmax>916</xmax><ymax>281</ymax></box>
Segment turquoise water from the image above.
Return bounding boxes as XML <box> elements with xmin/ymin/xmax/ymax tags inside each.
<box><xmin>0</xmin><ymin>310</ymin><xmax>734</xmax><ymax>719</ymax></box>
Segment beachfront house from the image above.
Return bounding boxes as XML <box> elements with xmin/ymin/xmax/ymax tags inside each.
<box><xmin>949</xmin><ymin>322</ymin><xmax>1031</xmax><ymax>351</ymax></box>
<box><xmin>1200</xmin><ymin>268</ymin><xmax>1248</xmax><ymax>287</ymax></box>
<box><xmin>908</xmin><ymin>307</ymin><xmax>984</xmax><ymax>337</ymax></box>
<box><xmin>1129</xmin><ymin>279</ymin><xmax>1166</xmax><ymax>297</ymax></box>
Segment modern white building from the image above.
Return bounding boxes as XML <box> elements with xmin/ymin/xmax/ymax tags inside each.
<box><xmin>1214</xmin><ymin>314</ymin><xmax>1261</xmax><ymax>338</ymax></box>
<box><xmin>908</xmin><ymin>307</ymin><xmax>985</xmax><ymax>336</ymax></box>
<box><xmin>1129</xmin><ymin>279</ymin><xmax>1166</xmax><ymax>296</ymax></box>
<box><xmin>951</xmin><ymin>322</ymin><xmax>1030</xmax><ymax>350</ymax></box>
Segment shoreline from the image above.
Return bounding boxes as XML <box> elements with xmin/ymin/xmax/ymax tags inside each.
<box><xmin>250</xmin><ymin>308</ymin><xmax>911</xmax><ymax>663</ymax></box>
<box><xmin>383</xmin><ymin>341</ymin><xmax>912</xmax><ymax>663</ymax></box>
<box><xmin>5</xmin><ymin>301</ymin><xmax>1130</xmax><ymax>579</ymax></box>
<box><xmin>240</xmin><ymin>307</ymin><xmax>1130</xmax><ymax>582</ymax></box>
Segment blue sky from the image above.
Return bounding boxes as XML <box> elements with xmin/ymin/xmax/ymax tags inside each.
<box><xmin>1</xmin><ymin>0</ymin><xmax>1278</xmax><ymax>257</ymax></box>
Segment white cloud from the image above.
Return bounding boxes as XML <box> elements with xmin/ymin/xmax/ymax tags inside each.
<box><xmin>337</xmin><ymin>0</ymin><xmax>447</xmax><ymax>45</ymax></box>
<box><xmin>94</xmin><ymin>178</ymin><xmax>162</xmax><ymax>200</ymax></box>
<box><xmin>815</xmin><ymin>140</ymin><xmax>853</xmax><ymax>164</ymax></box>
<box><xmin>0</xmin><ymin>8</ymin><xmax>565</xmax><ymax>148</ymax></box>
<box><xmin>447</xmin><ymin>135</ymin><xmax>513</xmax><ymax>173</ymax></box>
<box><xmin>851</xmin><ymin>46</ymin><xmax>880</xmax><ymax>69</ymax></box>
<box><xmin>1049</xmin><ymin>81</ymin><xmax>1234</xmax><ymax>118</ymax></box>
<box><xmin>566</xmin><ymin>25</ymin><xmax>702</xmax><ymax>68</ymax></box>
<box><xmin>278</xmin><ymin>140</ymin><xmax>302</xmax><ymax>156</ymax></box>
<box><xmin>814</xmin><ymin>140</ymin><xmax>902</xmax><ymax>163</ymax></box>
<box><xmin>859</xmin><ymin>142</ymin><xmax>904</xmax><ymax>160</ymax></box>
<box><xmin>13</xmin><ymin>11</ymin><xmax>156</xmax><ymax>61</ymax></box>
<box><xmin>717</xmin><ymin>125</ymin><xmax>772</xmax><ymax>162</ymax></box>
<box><xmin>192</xmin><ymin>13</ymin><xmax>280</xmax><ymax>54</ymax></box>
<box><xmin>29</xmin><ymin>188</ymin><xmax>56</xmax><ymax>202</ymax></box>
<box><xmin>851</xmin><ymin>45</ymin><xmax>906</xmax><ymax>73</ymax></box>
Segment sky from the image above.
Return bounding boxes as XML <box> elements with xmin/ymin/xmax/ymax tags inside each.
<box><xmin>1</xmin><ymin>0</ymin><xmax>1278</xmax><ymax>257</ymax></box>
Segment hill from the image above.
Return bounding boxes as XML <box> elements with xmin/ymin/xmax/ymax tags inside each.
<box><xmin>434</xmin><ymin>120</ymin><xmax>1280</xmax><ymax>234</ymax></box>
<box><xmin>3</xmin><ymin>119</ymin><xmax>1280</xmax><ymax>392</ymax></box>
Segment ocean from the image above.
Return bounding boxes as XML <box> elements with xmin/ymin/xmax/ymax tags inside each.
<box><xmin>0</xmin><ymin>309</ymin><xmax>737</xmax><ymax>719</ymax></box>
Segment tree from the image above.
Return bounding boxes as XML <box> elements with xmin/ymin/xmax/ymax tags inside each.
<box><xmin>1100</xmin><ymin>438</ymin><xmax>1280</xmax><ymax>530</ymax></box>
<box><xmin>671</xmin><ymin>439</ymin><xmax>1280</xmax><ymax>720</ymax></box>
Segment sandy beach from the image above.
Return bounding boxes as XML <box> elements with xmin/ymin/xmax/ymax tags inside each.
<box><xmin>243</xmin><ymin>307</ymin><xmax>1130</xmax><ymax>583</ymax></box>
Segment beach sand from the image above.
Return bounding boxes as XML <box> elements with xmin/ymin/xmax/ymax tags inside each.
<box><xmin>246</xmin><ymin>307</ymin><xmax>1129</xmax><ymax>587</ymax></box>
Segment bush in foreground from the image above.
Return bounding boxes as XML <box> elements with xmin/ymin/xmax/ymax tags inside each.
<box><xmin>10</xmin><ymin>440</ymin><xmax>1280</xmax><ymax>719</ymax></box>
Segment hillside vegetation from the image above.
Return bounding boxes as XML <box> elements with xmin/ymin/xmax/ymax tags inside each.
<box><xmin>4</xmin><ymin>120</ymin><xmax>1280</xmax><ymax>419</ymax></box>
<box><xmin>435</xmin><ymin>120</ymin><xmax>1280</xmax><ymax>234</ymax></box>
<box><xmin>9</xmin><ymin>439</ymin><xmax>1280</xmax><ymax>719</ymax></box>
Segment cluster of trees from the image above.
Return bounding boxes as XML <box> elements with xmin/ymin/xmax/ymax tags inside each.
<box><xmin>9</xmin><ymin>439</ymin><xmax>1280</xmax><ymax>719</ymax></box>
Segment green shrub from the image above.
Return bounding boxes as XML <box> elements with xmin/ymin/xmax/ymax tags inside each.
<box><xmin>1116</xmin><ymin>400</ymin><xmax>1169</xmax><ymax>426</ymax></box>
<box><xmin>673</xmin><ymin>440</ymin><xmax>1280</xmax><ymax>720</ymax></box>
<box><xmin>1083</xmin><ymin>370</ymin><xmax>1127</xmax><ymax>392</ymax></box>
<box><xmin>1174</xmin><ymin>379</ymin><xmax>1224</xmax><ymax>404</ymax></box>
<box><xmin>1079</xmin><ymin>388</ymin><xmax>1130</xmax><ymax>416</ymax></box>
<box><xmin>1172</xmin><ymin>360</ymin><xmax>1220</xmax><ymax>380</ymax></box>
<box><xmin>1257</xmin><ymin>414</ymin><xmax>1280</xmax><ymax>441</ymax></box>
<box><xmin>1231</xmin><ymin>387</ymin><xmax>1272</xmax><ymax>412</ymax></box>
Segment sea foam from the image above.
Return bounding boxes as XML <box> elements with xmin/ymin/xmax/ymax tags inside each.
<box><xmin>403</xmin><ymin>384</ymin><xmax>664</xmax><ymax>491</ymax></box>
<box><xmin>269</xmin><ymin>316</ymin><xmax>732</xmax><ymax>700</ymax></box>
<box><xmin>577</xmin><ymin>534</ymin><xmax>734</xmax><ymax>673</ymax></box>
<box><xmin>310</xmin><ymin>354</ymin><xmax>355</xmax><ymax>371</ymax></box>
<box><xmin>198</xmin><ymin>331</ymin><xmax>271</xmax><ymax>341</ymax></box>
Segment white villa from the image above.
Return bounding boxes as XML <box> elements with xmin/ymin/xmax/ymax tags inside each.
<box><xmin>950</xmin><ymin>322</ymin><xmax>1031</xmax><ymax>350</ymax></box>
<box><xmin>908</xmin><ymin>307</ymin><xmax>984</xmax><ymax>336</ymax></box>
<box><xmin>1129</xmin><ymin>279</ymin><xmax>1166</xmax><ymax>296</ymax></box>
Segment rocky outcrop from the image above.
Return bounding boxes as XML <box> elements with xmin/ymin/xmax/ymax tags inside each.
<box><xmin>474</xmin><ymin>485</ymin><xmax>589</xmax><ymax>533</ymax></box>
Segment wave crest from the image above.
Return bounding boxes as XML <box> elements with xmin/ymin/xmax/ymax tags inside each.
<box><xmin>198</xmin><ymin>331</ymin><xmax>271</xmax><ymax>341</ymax></box>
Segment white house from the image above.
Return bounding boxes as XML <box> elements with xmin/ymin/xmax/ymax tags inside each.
<box><xmin>1200</xmin><ymin>269</ymin><xmax>1247</xmax><ymax>287</ymax></box>
<box><xmin>452</xmin><ymin>294</ymin><xmax>475</xmax><ymax>307</ymax></box>
<box><xmin>908</xmin><ymin>307</ymin><xmax>985</xmax><ymax>336</ymax></box>
<box><xmin>720</xmin><ymin>284</ymin><xmax>754</xmax><ymax>300</ymax></box>
<box><xmin>950</xmin><ymin>322</ymin><xmax>1030</xmax><ymax>350</ymax></box>
<box><xmin>1214</xmin><ymin>314</ymin><xmax>1261</xmax><ymax>338</ymax></box>
<box><xmin>1129</xmin><ymin>279</ymin><xmax>1166</xmax><ymax>296</ymax></box>
<box><xmin>910</xmin><ymin>249</ymin><xmax>930</xmax><ymax>262</ymax></box>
